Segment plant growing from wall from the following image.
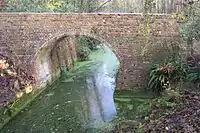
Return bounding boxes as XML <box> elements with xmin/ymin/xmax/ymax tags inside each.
<box><xmin>140</xmin><ymin>0</ymin><xmax>158</xmax><ymax>56</ymax></box>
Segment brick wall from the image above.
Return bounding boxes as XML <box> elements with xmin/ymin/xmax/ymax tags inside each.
<box><xmin>0</xmin><ymin>13</ymin><xmax>180</xmax><ymax>89</ymax></box>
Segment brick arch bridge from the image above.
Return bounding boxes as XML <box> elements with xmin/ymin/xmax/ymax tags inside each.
<box><xmin>0</xmin><ymin>13</ymin><xmax>179</xmax><ymax>89</ymax></box>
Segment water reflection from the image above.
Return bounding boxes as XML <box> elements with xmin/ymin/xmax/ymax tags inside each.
<box><xmin>86</xmin><ymin>62</ymin><xmax>117</xmax><ymax>127</ymax></box>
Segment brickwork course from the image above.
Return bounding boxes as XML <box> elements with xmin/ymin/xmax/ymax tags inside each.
<box><xmin>0</xmin><ymin>13</ymin><xmax>180</xmax><ymax>90</ymax></box>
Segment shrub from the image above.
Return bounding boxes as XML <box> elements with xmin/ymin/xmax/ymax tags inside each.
<box><xmin>148</xmin><ymin>56</ymin><xmax>188</xmax><ymax>93</ymax></box>
<box><xmin>84</xmin><ymin>37</ymin><xmax>100</xmax><ymax>51</ymax></box>
<box><xmin>187</xmin><ymin>55</ymin><xmax>200</xmax><ymax>83</ymax></box>
<box><xmin>167</xmin><ymin>56</ymin><xmax>188</xmax><ymax>82</ymax></box>
<box><xmin>148</xmin><ymin>63</ymin><xmax>172</xmax><ymax>93</ymax></box>
<box><xmin>76</xmin><ymin>44</ymin><xmax>91</xmax><ymax>61</ymax></box>
<box><xmin>76</xmin><ymin>36</ymin><xmax>91</xmax><ymax>61</ymax></box>
<box><xmin>76</xmin><ymin>36</ymin><xmax>100</xmax><ymax>61</ymax></box>
<box><xmin>180</xmin><ymin>1</ymin><xmax>200</xmax><ymax>41</ymax></box>
<box><xmin>188</xmin><ymin>72</ymin><xmax>200</xmax><ymax>82</ymax></box>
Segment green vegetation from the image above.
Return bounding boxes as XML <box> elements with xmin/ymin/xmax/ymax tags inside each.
<box><xmin>0</xmin><ymin>83</ymin><xmax>49</xmax><ymax>130</ymax></box>
<box><xmin>1</xmin><ymin>0</ymin><xmax>106</xmax><ymax>13</ymax></box>
<box><xmin>148</xmin><ymin>56</ymin><xmax>187</xmax><ymax>93</ymax></box>
<box><xmin>110</xmin><ymin>90</ymin><xmax>181</xmax><ymax>133</ymax></box>
<box><xmin>113</xmin><ymin>1</ymin><xmax>200</xmax><ymax>132</ymax></box>
<box><xmin>114</xmin><ymin>90</ymin><xmax>152</xmax><ymax>120</ymax></box>
<box><xmin>76</xmin><ymin>36</ymin><xmax>100</xmax><ymax>61</ymax></box>
<box><xmin>0</xmin><ymin>0</ymin><xmax>200</xmax><ymax>133</ymax></box>
<box><xmin>186</xmin><ymin>56</ymin><xmax>200</xmax><ymax>85</ymax></box>
<box><xmin>188</xmin><ymin>70</ymin><xmax>200</xmax><ymax>83</ymax></box>
<box><xmin>0</xmin><ymin>44</ymin><xmax>120</xmax><ymax>133</ymax></box>
<box><xmin>0</xmin><ymin>46</ymin><xmax>99</xmax><ymax>131</ymax></box>
<box><xmin>180</xmin><ymin>1</ymin><xmax>200</xmax><ymax>40</ymax></box>
<box><xmin>179</xmin><ymin>0</ymin><xmax>200</xmax><ymax>55</ymax></box>
<box><xmin>0</xmin><ymin>51</ymin><xmax>98</xmax><ymax>132</ymax></box>
<box><xmin>1</xmin><ymin>0</ymin><xmax>183</xmax><ymax>13</ymax></box>
<box><xmin>147</xmin><ymin>0</ymin><xmax>200</xmax><ymax>94</ymax></box>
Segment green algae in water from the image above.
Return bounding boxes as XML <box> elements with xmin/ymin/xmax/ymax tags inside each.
<box><xmin>114</xmin><ymin>90</ymin><xmax>152</xmax><ymax>121</ymax></box>
<box><xmin>114</xmin><ymin>98</ymin><xmax>132</xmax><ymax>102</ymax></box>
<box><xmin>0</xmin><ymin>45</ymin><xmax>120</xmax><ymax>133</ymax></box>
<box><xmin>0</xmin><ymin>44</ymin><xmax>154</xmax><ymax>133</ymax></box>
<box><xmin>0</xmin><ymin>78</ymin><xmax>91</xmax><ymax>133</ymax></box>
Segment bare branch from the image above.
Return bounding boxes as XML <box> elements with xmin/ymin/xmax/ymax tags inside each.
<box><xmin>92</xmin><ymin>0</ymin><xmax>112</xmax><ymax>12</ymax></box>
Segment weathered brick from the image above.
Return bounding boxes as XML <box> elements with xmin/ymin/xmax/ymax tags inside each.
<box><xmin>0</xmin><ymin>13</ymin><xmax>180</xmax><ymax>90</ymax></box>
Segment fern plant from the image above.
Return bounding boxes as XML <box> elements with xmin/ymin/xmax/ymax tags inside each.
<box><xmin>148</xmin><ymin>63</ymin><xmax>173</xmax><ymax>93</ymax></box>
<box><xmin>148</xmin><ymin>58</ymin><xmax>188</xmax><ymax>93</ymax></box>
<box><xmin>169</xmin><ymin>58</ymin><xmax>188</xmax><ymax>82</ymax></box>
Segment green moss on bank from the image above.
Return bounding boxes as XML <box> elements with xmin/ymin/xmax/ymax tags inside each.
<box><xmin>0</xmin><ymin>57</ymin><xmax>99</xmax><ymax>131</ymax></box>
<box><xmin>0</xmin><ymin>45</ymin><xmax>121</xmax><ymax>133</ymax></box>
<box><xmin>0</xmin><ymin>77</ymin><xmax>60</xmax><ymax>130</ymax></box>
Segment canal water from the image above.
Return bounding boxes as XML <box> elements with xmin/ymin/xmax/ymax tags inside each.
<box><xmin>0</xmin><ymin>45</ymin><xmax>120</xmax><ymax>133</ymax></box>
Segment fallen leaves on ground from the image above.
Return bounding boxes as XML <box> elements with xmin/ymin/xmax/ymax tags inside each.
<box><xmin>0</xmin><ymin>54</ymin><xmax>35</xmax><ymax>107</ymax></box>
<box><xmin>112</xmin><ymin>91</ymin><xmax>200</xmax><ymax>133</ymax></box>
<box><xmin>144</xmin><ymin>91</ymin><xmax>200</xmax><ymax>133</ymax></box>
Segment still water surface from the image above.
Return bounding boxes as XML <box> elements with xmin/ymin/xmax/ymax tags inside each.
<box><xmin>0</xmin><ymin>45</ymin><xmax>119</xmax><ymax>133</ymax></box>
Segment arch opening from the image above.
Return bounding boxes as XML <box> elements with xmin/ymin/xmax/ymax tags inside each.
<box><xmin>34</xmin><ymin>33</ymin><xmax>120</xmax><ymax>87</ymax></box>
<box><xmin>34</xmin><ymin>34</ymin><xmax>120</xmax><ymax>130</ymax></box>
<box><xmin>35</xmin><ymin>35</ymin><xmax>77</xmax><ymax>87</ymax></box>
